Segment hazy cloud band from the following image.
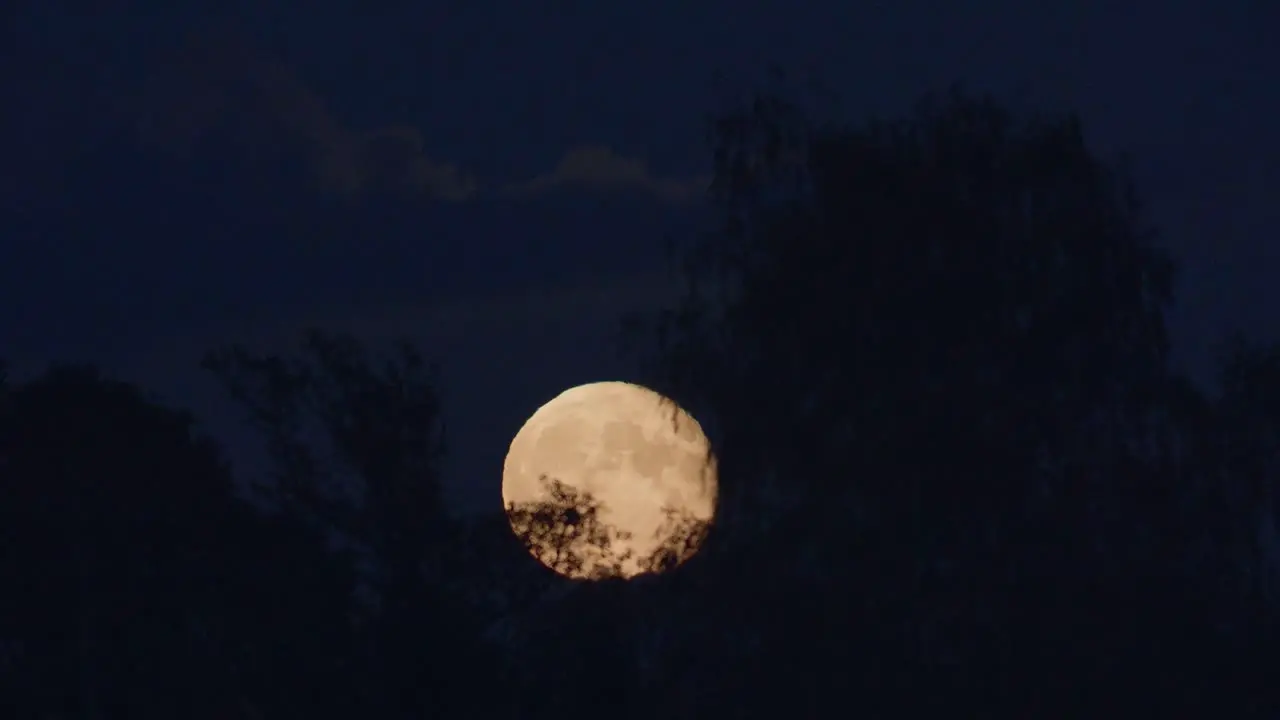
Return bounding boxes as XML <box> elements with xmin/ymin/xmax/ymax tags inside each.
<box><xmin>136</xmin><ymin>30</ymin><xmax>708</xmax><ymax>205</ymax></box>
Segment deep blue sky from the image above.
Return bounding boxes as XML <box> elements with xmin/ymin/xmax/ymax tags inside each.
<box><xmin>2</xmin><ymin>0</ymin><xmax>1276</xmax><ymax>514</ymax></box>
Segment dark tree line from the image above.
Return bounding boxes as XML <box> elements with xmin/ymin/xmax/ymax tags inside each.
<box><xmin>2</xmin><ymin>87</ymin><xmax>1278</xmax><ymax>718</ymax></box>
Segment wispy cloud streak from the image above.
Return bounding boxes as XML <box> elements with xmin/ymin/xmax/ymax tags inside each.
<box><xmin>135</xmin><ymin>30</ymin><xmax>706</xmax><ymax>205</ymax></box>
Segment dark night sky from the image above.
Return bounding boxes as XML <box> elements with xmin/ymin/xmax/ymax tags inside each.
<box><xmin>1</xmin><ymin>1</ymin><xmax>1275</xmax><ymax>514</ymax></box>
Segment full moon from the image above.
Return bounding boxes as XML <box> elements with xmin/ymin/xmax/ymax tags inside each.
<box><xmin>502</xmin><ymin>381</ymin><xmax>718</xmax><ymax>579</ymax></box>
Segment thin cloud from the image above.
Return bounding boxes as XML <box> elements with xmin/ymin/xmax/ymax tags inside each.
<box><xmin>135</xmin><ymin>30</ymin><xmax>704</xmax><ymax>206</ymax></box>
<box><xmin>136</xmin><ymin>29</ymin><xmax>477</xmax><ymax>202</ymax></box>
<box><xmin>503</xmin><ymin>145</ymin><xmax>710</xmax><ymax>204</ymax></box>
<box><xmin>315</xmin><ymin>123</ymin><xmax>478</xmax><ymax>201</ymax></box>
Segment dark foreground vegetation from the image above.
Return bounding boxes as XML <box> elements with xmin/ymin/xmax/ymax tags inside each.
<box><xmin>3</xmin><ymin>88</ymin><xmax>1278</xmax><ymax>718</ymax></box>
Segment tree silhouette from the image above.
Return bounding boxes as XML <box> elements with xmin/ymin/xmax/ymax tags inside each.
<box><xmin>1197</xmin><ymin>336</ymin><xmax>1280</xmax><ymax>701</ymax></box>
<box><xmin>505</xmin><ymin>475</ymin><xmax>634</xmax><ymax>579</ymax></box>
<box><xmin>505</xmin><ymin>474</ymin><xmax>714</xmax><ymax>580</ymax></box>
<box><xmin>619</xmin><ymin>87</ymin><xmax>1274</xmax><ymax>714</ymax></box>
<box><xmin>635</xmin><ymin>504</ymin><xmax>712</xmax><ymax>575</ymax></box>
<box><xmin>203</xmin><ymin>328</ymin><xmax>468</xmax><ymax>716</ymax></box>
<box><xmin>638</xmin><ymin>88</ymin><xmax>1174</xmax><ymax>532</ymax></box>
<box><xmin>202</xmin><ymin>329</ymin><xmax>447</xmax><ymax>546</ymax></box>
<box><xmin>0</xmin><ymin>364</ymin><xmax>357</xmax><ymax>718</ymax></box>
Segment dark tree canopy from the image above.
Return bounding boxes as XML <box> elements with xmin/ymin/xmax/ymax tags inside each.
<box><xmin>621</xmin><ymin>88</ymin><xmax>1276</xmax><ymax>714</ymax></box>
<box><xmin>506</xmin><ymin>475</ymin><xmax>635</xmax><ymax>579</ymax></box>
<box><xmin>203</xmin><ymin>329</ymin><xmax>447</xmax><ymax>543</ymax></box>
<box><xmin>0</xmin><ymin>365</ymin><xmax>357</xmax><ymax>718</ymax></box>
<box><xmin>504</xmin><ymin>475</ymin><xmax>711</xmax><ymax>579</ymax></box>
<box><xmin>202</xmin><ymin>329</ymin><xmax>481</xmax><ymax>716</ymax></box>
<box><xmin>642</xmin><ymin>90</ymin><xmax>1175</xmax><ymax>529</ymax></box>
